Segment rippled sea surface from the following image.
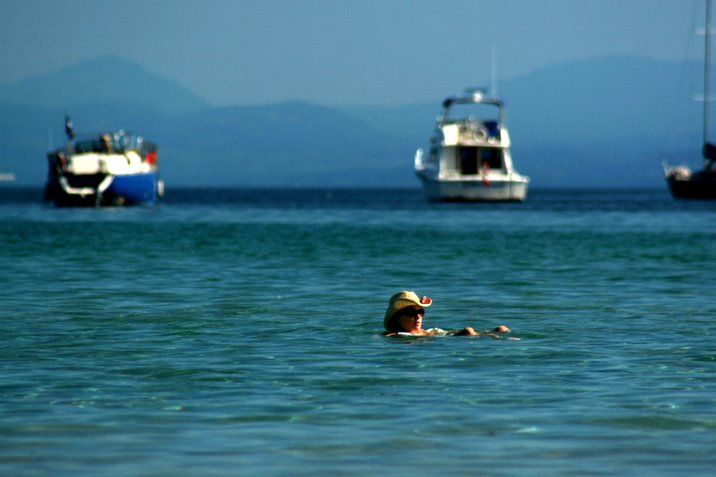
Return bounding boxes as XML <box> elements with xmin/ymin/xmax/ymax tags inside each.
<box><xmin>1</xmin><ymin>187</ymin><xmax>715</xmax><ymax>476</ymax></box>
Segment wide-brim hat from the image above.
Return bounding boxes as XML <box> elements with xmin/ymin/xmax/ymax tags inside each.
<box><xmin>383</xmin><ymin>290</ymin><xmax>432</xmax><ymax>329</ymax></box>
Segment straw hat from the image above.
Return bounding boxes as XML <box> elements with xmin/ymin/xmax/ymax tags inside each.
<box><xmin>383</xmin><ymin>290</ymin><xmax>432</xmax><ymax>330</ymax></box>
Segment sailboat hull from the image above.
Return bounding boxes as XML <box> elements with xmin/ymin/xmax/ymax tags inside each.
<box><xmin>667</xmin><ymin>170</ymin><xmax>716</xmax><ymax>199</ymax></box>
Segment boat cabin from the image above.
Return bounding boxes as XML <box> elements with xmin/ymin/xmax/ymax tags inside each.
<box><xmin>427</xmin><ymin>143</ymin><xmax>507</xmax><ymax>177</ymax></box>
<box><xmin>71</xmin><ymin>131</ymin><xmax>156</xmax><ymax>157</ymax></box>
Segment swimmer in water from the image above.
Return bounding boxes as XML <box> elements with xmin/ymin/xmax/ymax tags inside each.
<box><xmin>382</xmin><ymin>290</ymin><xmax>513</xmax><ymax>337</ymax></box>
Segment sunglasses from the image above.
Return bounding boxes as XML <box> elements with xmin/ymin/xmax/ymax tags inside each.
<box><xmin>401</xmin><ymin>308</ymin><xmax>425</xmax><ymax>317</ymax></box>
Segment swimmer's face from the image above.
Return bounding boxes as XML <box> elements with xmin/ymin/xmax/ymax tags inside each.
<box><xmin>396</xmin><ymin>307</ymin><xmax>424</xmax><ymax>333</ymax></box>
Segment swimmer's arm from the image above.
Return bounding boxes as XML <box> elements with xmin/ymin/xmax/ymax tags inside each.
<box><xmin>454</xmin><ymin>325</ymin><xmax>514</xmax><ymax>337</ymax></box>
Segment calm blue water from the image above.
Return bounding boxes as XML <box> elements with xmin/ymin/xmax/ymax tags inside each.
<box><xmin>1</xmin><ymin>187</ymin><xmax>715</xmax><ymax>476</ymax></box>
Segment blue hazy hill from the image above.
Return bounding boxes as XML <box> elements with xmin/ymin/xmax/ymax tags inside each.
<box><xmin>0</xmin><ymin>56</ymin><xmax>206</xmax><ymax>115</ymax></box>
<box><xmin>0</xmin><ymin>55</ymin><xmax>705</xmax><ymax>188</ymax></box>
<box><xmin>160</xmin><ymin>102</ymin><xmax>406</xmax><ymax>186</ymax></box>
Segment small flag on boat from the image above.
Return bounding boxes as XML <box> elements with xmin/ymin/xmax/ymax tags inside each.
<box><xmin>64</xmin><ymin>115</ymin><xmax>75</xmax><ymax>140</ymax></box>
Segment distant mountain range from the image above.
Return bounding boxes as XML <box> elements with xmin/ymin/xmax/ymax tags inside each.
<box><xmin>0</xmin><ymin>55</ymin><xmax>705</xmax><ymax>188</ymax></box>
<box><xmin>0</xmin><ymin>56</ymin><xmax>206</xmax><ymax>114</ymax></box>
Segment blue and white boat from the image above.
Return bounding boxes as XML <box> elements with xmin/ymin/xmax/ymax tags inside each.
<box><xmin>415</xmin><ymin>89</ymin><xmax>529</xmax><ymax>202</ymax></box>
<box><xmin>45</xmin><ymin>116</ymin><xmax>163</xmax><ymax>206</ymax></box>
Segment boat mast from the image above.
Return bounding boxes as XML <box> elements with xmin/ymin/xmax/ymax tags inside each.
<box><xmin>704</xmin><ymin>0</ymin><xmax>712</xmax><ymax>156</ymax></box>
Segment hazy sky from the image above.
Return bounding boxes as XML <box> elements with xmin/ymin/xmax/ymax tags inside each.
<box><xmin>0</xmin><ymin>0</ymin><xmax>706</xmax><ymax>106</ymax></box>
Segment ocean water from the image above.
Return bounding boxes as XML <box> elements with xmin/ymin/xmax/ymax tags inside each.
<box><xmin>1</xmin><ymin>187</ymin><xmax>715</xmax><ymax>476</ymax></box>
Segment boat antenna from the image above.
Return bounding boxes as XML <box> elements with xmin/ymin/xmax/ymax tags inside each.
<box><xmin>491</xmin><ymin>47</ymin><xmax>498</xmax><ymax>98</ymax></box>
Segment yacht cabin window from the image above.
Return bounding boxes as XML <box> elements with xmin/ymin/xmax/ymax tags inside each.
<box><xmin>458</xmin><ymin>146</ymin><xmax>503</xmax><ymax>174</ymax></box>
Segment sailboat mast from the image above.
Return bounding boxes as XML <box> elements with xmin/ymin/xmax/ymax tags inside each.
<box><xmin>705</xmin><ymin>0</ymin><xmax>712</xmax><ymax>152</ymax></box>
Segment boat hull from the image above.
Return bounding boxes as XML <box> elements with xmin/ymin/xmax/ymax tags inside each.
<box><xmin>417</xmin><ymin>175</ymin><xmax>528</xmax><ymax>202</ymax></box>
<box><xmin>45</xmin><ymin>171</ymin><xmax>161</xmax><ymax>207</ymax></box>
<box><xmin>666</xmin><ymin>171</ymin><xmax>716</xmax><ymax>199</ymax></box>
